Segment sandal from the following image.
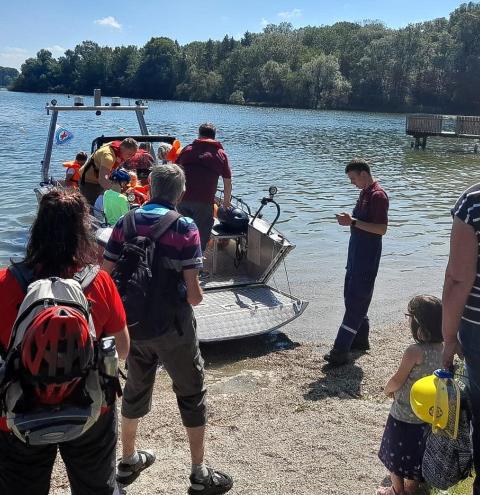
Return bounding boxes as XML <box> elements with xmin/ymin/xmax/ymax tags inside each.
<box><xmin>116</xmin><ymin>450</ymin><xmax>156</xmax><ymax>486</ymax></box>
<box><xmin>188</xmin><ymin>467</ymin><xmax>233</xmax><ymax>495</ymax></box>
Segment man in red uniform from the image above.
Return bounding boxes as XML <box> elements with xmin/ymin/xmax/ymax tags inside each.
<box><xmin>176</xmin><ymin>123</ymin><xmax>232</xmax><ymax>252</ymax></box>
<box><xmin>324</xmin><ymin>158</ymin><xmax>389</xmax><ymax>366</ymax></box>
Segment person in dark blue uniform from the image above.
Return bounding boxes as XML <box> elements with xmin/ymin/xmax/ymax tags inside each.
<box><xmin>324</xmin><ymin>158</ymin><xmax>389</xmax><ymax>366</ymax></box>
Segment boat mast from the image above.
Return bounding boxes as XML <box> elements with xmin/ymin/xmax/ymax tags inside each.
<box><xmin>41</xmin><ymin>89</ymin><xmax>149</xmax><ymax>182</ymax></box>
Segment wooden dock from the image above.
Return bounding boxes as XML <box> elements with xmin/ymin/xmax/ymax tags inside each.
<box><xmin>406</xmin><ymin>114</ymin><xmax>480</xmax><ymax>150</ymax></box>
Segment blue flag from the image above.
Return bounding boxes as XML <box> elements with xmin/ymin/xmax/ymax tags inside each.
<box><xmin>55</xmin><ymin>125</ymin><xmax>74</xmax><ymax>145</ymax></box>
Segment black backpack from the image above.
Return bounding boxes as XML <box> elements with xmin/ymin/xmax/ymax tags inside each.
<box><xmin>111</xmin><ymin>209</ymin><xmax>184</xmax><ymax>339</ymax></box>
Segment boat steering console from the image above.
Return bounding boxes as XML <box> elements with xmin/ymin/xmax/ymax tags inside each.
<box><xmin>251</xmin><ymin>186</ymin><xmax>281</xmax><ymax>235</ymax></box>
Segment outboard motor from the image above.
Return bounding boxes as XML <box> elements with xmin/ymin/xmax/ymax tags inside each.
<box><xmin>216</xmin><ymin>206</ymin><xmax>249</xmax><ymax>234</ymax></box>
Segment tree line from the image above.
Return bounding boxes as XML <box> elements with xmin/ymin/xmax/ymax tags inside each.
<box><xmin>9</xmin><ymin>3</ymin><xmax>480</xmax><ymax>114</ymax></box>
<box><xmin>0</xmin><ymin>67</ymin><xmax>19</xmax><ymax>87</ymax></box>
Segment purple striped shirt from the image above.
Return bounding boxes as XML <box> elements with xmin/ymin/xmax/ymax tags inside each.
<box><xmin>104</xmin><ymin>202</ymin><xmax>203</xmax><ymax>272</ymax></box>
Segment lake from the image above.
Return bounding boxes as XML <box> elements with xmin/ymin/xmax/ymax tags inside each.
<box><xmin>0</xmin><ymin>90</ymin><xmax>478</xmax><ymax>342</ymax></box>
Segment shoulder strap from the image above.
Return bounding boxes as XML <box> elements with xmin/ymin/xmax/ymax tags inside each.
<box><xmin>7</xmin><ymin>261</ymin><xmax>33</xmax><ymax>294</ymax></box>
<box><xmin>150</xmin><ymin>210</ymin><xmax>182</xmax><ymax>241</ymax></box>
<box><xmin>122</xmin><ymin>209</ymin><xmax>137</xmax><ymax>240</ymax></box>
<box><xmin>73</xmin><ymin>264</ymin><xmax>100</xmax><ymax>290</ymax></box>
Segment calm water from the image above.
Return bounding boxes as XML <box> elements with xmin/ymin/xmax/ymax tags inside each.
<box><xmin>1</xmin><ymin>91</ymin><xmax>478</xmax><ymax>339</ymax></box>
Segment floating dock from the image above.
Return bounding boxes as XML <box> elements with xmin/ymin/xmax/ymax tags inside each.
<box><xmin>406</xmin><ymin>114</ymin><xmax>480</xmax><ymax>150</ymax></box>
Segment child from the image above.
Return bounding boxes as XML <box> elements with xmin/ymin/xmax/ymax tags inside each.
<box><xmin>63</xmin><ymin>151</ymin><xmax>88</xmax><ymax>188</ymax></box>
<box><xmin>102</xmin><ymin>168</ymin><xmax>131</xmax><ymax>225</ymax></box>
<box><xmin>377</xmin><ymin>295</ymin><xmax>443</xmax><ymax>495</ymax></box>
<box><xmin>126</xmin><ymin>170</ymin><xmax>147</xmax><ymax>205</ymax></box>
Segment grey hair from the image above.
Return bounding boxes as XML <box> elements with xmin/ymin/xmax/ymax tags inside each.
<box><xmin>120</xmin><ymin>137</ymin><xmax>139</xmax><ymax>151</ymax></box>
<box><xmin>157</xmin><ymin>142</ymin><xmax>173</xmax><ymax>160</ymax></box>
<box><xmin>149</xmin><ymin>164</ymin><xmax>185</xmax><ymax>204</ymax></box>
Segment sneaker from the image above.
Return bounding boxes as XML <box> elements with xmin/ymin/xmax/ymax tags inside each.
<box><xmin>188</xmin><ymin>467</ymin><xmax>233</xmax><ymax>495</ymax></box>
<box><xmin>323</xmin><ymin>348</ymin><xmax>351</xmax><ymax>366</ymax></box>
<box><xmin>116</xmin><ymin>450</ymin><xmax>156</xmax><ymax>487</ymax></box>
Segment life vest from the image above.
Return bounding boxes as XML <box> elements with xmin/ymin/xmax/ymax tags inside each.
<box><xmin>80</xmin><ymin>141</ymin><xmax>124</xmax><ymax>186</ymax></box>
<box><xmin>165</xmin><ymin>139</ymin><xmax>182</xmax><ymax>163</ymax></box>
<box><xmin>63</xmin><ymin>160</ymin><xmax>82</xmax><ymax>184</ymax></box>
<box><xmin>109</xmin><ymin>140</ymin><xmax>124</xmax><ymax>167</ymax></box>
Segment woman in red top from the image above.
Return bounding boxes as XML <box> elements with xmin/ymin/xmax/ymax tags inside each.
<box><xmin>0</xmin><ymin>189</ymin><xmax>129</xmax><ymax>495</ymax></box>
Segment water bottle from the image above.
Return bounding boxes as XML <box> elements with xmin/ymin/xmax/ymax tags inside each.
<box><xmin>100</xmin><ymin>337</ymin><xmax>118</xmax><ymax>377</ymax></box>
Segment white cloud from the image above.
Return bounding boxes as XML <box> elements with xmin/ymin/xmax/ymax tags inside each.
<box><xmin>94</xmin><ymin>16</ymin><xmax>122</xmax><ymax>29</ymax></box>
<box><xmin>46</xmin><ymin>45</ymin><xmax>66</xmax><ymax>57</ymax></box>
<box><xmin>278</xmin><ymin>8</ymin><xmax>302</xmax><ymax>20</ymax></box>
<box><xmin>260</xmin><ymin>18</ymin><xmax>269</xmax><ymax>27</ymax></box>
<box><xmin>0</xmin><ymin>47</ymin><xmax>30</xmax><ymax>69</ymax></box>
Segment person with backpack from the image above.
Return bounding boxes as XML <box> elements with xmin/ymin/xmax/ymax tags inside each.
<box><xmin>0</xmin><ymin>189</ymin><xmax>129</xmax><ymax>495</ymax></box>
<box><xmin>103</xmin><ymin>164</ymin><xmax>233</xmax><ymax>494</ymax></box>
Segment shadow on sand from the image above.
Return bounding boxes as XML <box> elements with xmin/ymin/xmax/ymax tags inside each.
<box><xmin>304</xmin><ymin>357</ymin><xmax>365</xmax><ymax>401</ymax></box>
<box><xmin>200</xmin><ymin>330</ymin><xmax>299</xmax><ymax>368</ymax></box>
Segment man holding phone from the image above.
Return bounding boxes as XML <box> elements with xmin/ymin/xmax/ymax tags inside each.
<box><xmin>324</xmin><ymin>158</ymin><xmax>389</xmax><ymax>366</ymax></box>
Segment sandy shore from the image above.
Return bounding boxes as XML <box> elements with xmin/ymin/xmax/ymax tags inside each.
<box><xmin>48</xmin><ymin>320</ymin><xmax>433</xmax><ymax>495</ymax></box>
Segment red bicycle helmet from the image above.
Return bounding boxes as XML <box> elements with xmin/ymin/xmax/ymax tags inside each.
<box><xmin>21</xmin><ymin>306</ymin><xmax>94</xmax><ymax>405</ymax></box>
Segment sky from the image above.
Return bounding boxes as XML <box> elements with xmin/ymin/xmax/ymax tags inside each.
<box><xmin>0</xmin><ymin>0</ymin><xmax>466</xmax><ymax>69</ymax></box>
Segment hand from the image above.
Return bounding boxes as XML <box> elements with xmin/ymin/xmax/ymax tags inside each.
<box><xmin>442</xmin><ymin>340</ymin><xmax>463</xmax><ymax>369</ymax></box>
<box><xmin>223</xmin><ymin>200</ymin><xmax>232</xmax><ymax>209</ymax></box>
<box><xmin>335</xmin><ymin>212</ymin><xmax>353</xmax><ymax>226</ymax></box>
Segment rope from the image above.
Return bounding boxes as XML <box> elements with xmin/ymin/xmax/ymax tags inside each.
<box><xmin>283</xmin><ymin>258</ymin><xmax>292</xmax><ymax>296</ymax></box>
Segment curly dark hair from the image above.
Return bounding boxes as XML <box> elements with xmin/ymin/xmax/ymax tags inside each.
<box><xmin>407</xmin><ymin>295</ymin><xmax>443</xmax><ymax>344</ymax></box>
<box><xmin>24</xmin><ymin>189</ymin><xmax>97</xmax><ymax>278</ymax></box>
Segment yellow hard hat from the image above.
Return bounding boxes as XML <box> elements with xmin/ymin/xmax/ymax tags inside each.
<box><xmin>410</xmin><ymin>371</ymin><xmax>449</xmax><ymax>429</ymax></box>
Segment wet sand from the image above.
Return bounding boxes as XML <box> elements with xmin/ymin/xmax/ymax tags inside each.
<box><xmin>49</xmin><ymin>320</ymin><xmax>436</xmax><ymax>495</ymax></box>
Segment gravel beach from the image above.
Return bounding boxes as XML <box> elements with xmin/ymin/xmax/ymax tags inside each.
<box><xmin>49</xmin><ymin>320</ymin><xmax>423</xmax><ymax>495</ymax></box>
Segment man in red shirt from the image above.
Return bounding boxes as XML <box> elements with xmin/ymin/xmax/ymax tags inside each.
<box><xmin>176</xmin><ymin>123</ymin><xmax>232</xmax><ymax>252</ymax></box>
<box><xmin>324</xmin><ymin>158</ymin><xmax>389</xmax><ymax>366</ymax></box>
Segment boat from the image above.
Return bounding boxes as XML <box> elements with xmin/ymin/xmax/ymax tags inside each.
<box><xmin>34</xmin><ymin>90</ymin><xmax>308</xmax><ymax>342</ymax></box>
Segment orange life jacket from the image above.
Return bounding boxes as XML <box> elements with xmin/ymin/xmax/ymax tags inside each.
<box><xmin>63</xmin><ymin>160</ymin><xmax>82</xmax><ymax>184</ymax></box>
<box><xmin>109</xmin><ymin>140</ymin><xmax>124</xmax><ymax>167</ymax></box>
<box><xmin>165</xmin><ymin>139</ymin><xmax>182</xmax><ymax>162</ymax></box>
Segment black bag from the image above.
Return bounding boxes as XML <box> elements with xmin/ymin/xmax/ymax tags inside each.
<box><xmin>111</xmin><ymin>209</ymin><xmax>182</xmax><ymax>339</ymax></box>
<box><xmin>422</xmin><ymin>407</ymin><xmax>473</xmax><ymax>490</ymax></box>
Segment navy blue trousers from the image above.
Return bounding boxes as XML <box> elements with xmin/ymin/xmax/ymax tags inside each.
<box><xmin>459</xmin><ymin>320</ymin><xmax>480</xmax><ymax>494</ymax></box>
<box><xmin>333</xmin><ymin>232</ymin><xmax>382</xmax><ymax>352</ymax></box>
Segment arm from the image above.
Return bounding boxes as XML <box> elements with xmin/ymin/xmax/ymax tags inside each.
<box><xmin>98</xmin><ymin>150</ymin><xmax>116</xmax><ymax>190</ymax></box>
<box><xmin>98</xmin><ymin>165</ymin><xmax>112</xmax><ymax>190</ymax></box>
<box><xmin>110</xmin><ymin>326</ymin><xmax>130</xmax><ymax>360</ymax></box>
<box><xmin>384</xmin><ymin>345</ymin><xmax>420</xmax><ymax>395</ymax></box>
<box><xmin>442</xmin><ymin>217</ymin><xmax>477</xmax><ymax>367</ymax></box>
<box><xmin>183</xmin><ymin>268</ymin><xmax>203</xmax><ymax>306</ymax></box>
<box><xmin>222</xmin><ymin>178</ymin><xmax>232</xmax><ymax>208</ymax></box>
<box><xmin>335</xmin><ymin>213</ymin><xmax>387</xmax><ymax>236</ymax></box>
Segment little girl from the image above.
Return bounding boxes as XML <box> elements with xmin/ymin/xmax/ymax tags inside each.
<box><xmin>377</xmin><ymin>295</ymin><xmax>443</xmax><ymax>495</ymax></box>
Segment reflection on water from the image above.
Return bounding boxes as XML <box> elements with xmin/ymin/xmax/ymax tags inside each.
<box><xmin>0</xmin><ymin>91</ymin><xmax>478</xmax><ymax>277</ymax></box>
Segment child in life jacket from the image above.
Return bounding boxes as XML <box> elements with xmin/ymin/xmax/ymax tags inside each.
<box><xmin>63</xmin><ymin>152</ymin><xmax>88</xmax><ymax>188</ymax></box>
<box><xmin>126</xmin><ymin>171</ymin><xmax>147</xmax><ymax>205</ymax></box>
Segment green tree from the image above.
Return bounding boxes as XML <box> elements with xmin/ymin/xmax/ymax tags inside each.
<box><xmin>136</xmin><ymin>37</ymin><xmax>181</xmax><ymax>99</ymax></box>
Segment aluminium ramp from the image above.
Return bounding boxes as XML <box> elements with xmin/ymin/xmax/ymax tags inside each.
<box><xmin>195</xmin><ymin>285</ymin><xmax>308</xmax><ymax>342</ymax></box>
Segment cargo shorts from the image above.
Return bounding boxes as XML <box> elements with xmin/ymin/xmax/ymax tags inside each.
<box><xmin>121</xmin><ymin>317</ymin><xmax>207</xmax><ymax>428</ymax></box>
